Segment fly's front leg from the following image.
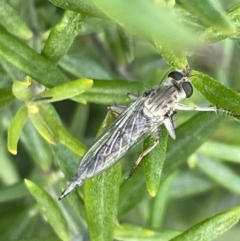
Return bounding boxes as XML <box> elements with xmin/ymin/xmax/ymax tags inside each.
<box><xmin>126</xmin><ymin>130</ymin><xmax>160</xmax><ymax>179</ymax></box>
<box><xmin>176</xmin><ymin>103</ymin><xmax>218</xmax><ymax>112</ymax></box>
<box><xmin>127</xmin><ymin>92</ymin><xmax>139</xmax><ymax>100</ymax></box>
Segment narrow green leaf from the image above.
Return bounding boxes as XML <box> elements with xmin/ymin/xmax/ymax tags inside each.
<box><xmin>170</xmin><ymin>171</ymin><xmax>215</xmax><ymax>198</ymax></box>
<box><xmin>20</xmin><ymin>120</ymin><xmax>54</xmax><ymax>171</ymax></box>
<box><xmin>154</xmin><ymin>46</ymin><xmax>188</xmax><ymax>69</ymax></box>
<box><xmin>104</xmin><ymin>26</ymin><xmax>125</xmax><ymax>65</ymax></box>
<box><xmin>29</xmin><ymin>107</ymin><xmax>56</xmax><ymax>145</ymax></box>
<box><xmin>199</xmin><ymin>141</ymin><xmax>240</xmax><ymax>163</ymax></box>
<box><xmin>196</xmin><ymin>155</ymin><xmax>240</xmax><ymax>195</ymax></box>
<box><xmin>0</xmin><ymin>0</ymin><xmax>32</xmax><ymax>39</ymax></box>
<box><xmin>170</xmin><ymin>206</ymin><xmax>240</xmax><ymax>241</ymax></box>
<box><xmin>118</xmin><ymin>27</ymin><xmax>134</xmax><ymax>63</ymax></box>
<box><xmin>201</xmin><ymin>6</ymin><xmax>240</xmax><ymax>43</ymax></box>
<box><xmin>54</xmin><ymin>124</ymin><xmax>87</xmax><ymax>156</ymax></box>
<box><xmin>59</xmin><ymin>53</ymin><xmax>115</xmax><ymax>79</ymax></box>
<box><xmin>12</xmin><ymin>78</ymin><xmax>31</xmax><ymax>101</ymax></box>
<box><xmin>174</xmin><ymin>6</ymin><xmax>205</xmax><ymax>33</ymax></box>
<box><xmin>177</xmin><ymin>0</ymin><xmax>236</xmax><ymax>35</ymax></box>
<box><xmin>149</xmin><ymin>172</ymin><xmax>177</xmax><ymax>228</ymax></box>
<box><xmin>90</xmin><ymin>0</ymin><xmax>195</xmax><ymax>68</ymax></box>
<box><xmin>25</xmin><ymin>179</ymin><xmax>70</xmax><ymax>241</ymax></box>
<box><xmin>191</xmin><ymin>71</ymin><xmax>240</xmax><ymax>116</ymax></box>
<box><xmin>51</xmin><ymin>0</ymin><xmax>192</xmax><ymax>68</ymax></box>
<box><xmin>38</xmin><ymin>104</ymin><xmax>87</xmax><ymax>156</ymax></box>
<box><xmin>144</xmin><ymin>126</ymin><xmax>169</xmax><ymax>197</ymax></box>
<box><xmin>75</xmin><ymin>79</ymin><xmax>145</xmax><ymax>105</ymax></box>
<box><xmin>0</xmin><ymin>182</ymin><xmax>29</xmax><ymax>203</ymax></box>
<box><xmin>4</xmin><ymin>104</ymin><xmax>54</xmax><ymax>170</ymax></box>
<box><xmin>8</xmin><ymin>105</ymin><xmax>28</xmax><ymax>154</ymax></box>
<box><xmin>0</xmin><ymin>26</ymin><xmax>67</xmax><ymax>87</ymax></box>
<box><xmin>0</xmin><ymin>87</ymin><xmax>15</xmax><ymax>108</ymax></box>
<box><xmin>0</xmin><ymin>140</ymin><xmax>20</xmax><ymax>185</ymax></box>
<box><xmin>51</xmin><ymin>142</ymin><xmax>80</xmax><ymax>179</ymax></box>
<box><xmin>114</xmin><ymin>224</ymin><xmax>181</xmax><ymax>241</ymax></box>
<box><xmin>114</xmin><ymin>224</ymin><xmax>156</xmax><ymax>241</ymax></box>
<box><xmin>34</xmin><ymin>78</ymin><xmax>93</xmax><ymax>103</ymax></box>
<box><xmin>37</xmin><ymin>103</ymin><xmax>81</xmax><ymax>177</ymax></box>
<box><xmin>91</xmin><ymin>0</ymin><xmax>196</xmax><ymax>49</ymax></box>
<box><xmin>104</xmin><ymin>26</ymin><xmax>134</xmax><ymax>65</ymax></box>
<box><xmin>69</xmin><ymin>104</ymin><xmax>89</xmax><ymax>140</ymax></box>
<box><xmin>84</xmin><ymin>111</ymin><xmax>121</xmax><ymax>241</ymax></box>
<box><xmin>42</xmin><ymin>10</ymin><xmax>87</xmax><ymax>63</ymax></box>
<box><xmin>0</xmin><ymin>56</ymin><xmax>26</xmax><ymax>80</ymax></box>
<box><xmin>118</xmin><ymin>167</ymin><xmax>147</xmax><ymax>217</ymax></box>
<box><xmin>48</xmin><ymin>0</ymin><xmax>107</xmax><ymax>19</ymax></box>
<box><xmin>229</xmin><ymin>6</ymin><xmax>240</xmax><ymax>39</ymax></box>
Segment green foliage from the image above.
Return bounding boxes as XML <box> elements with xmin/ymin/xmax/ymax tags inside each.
<box><xmin>1</xmin><ymin>1</ymin><xmax>240</xmax><ymax>241</ymax></box>
<box><xmin>25</xmin><ymin>179</ymin><xmax>70</xmax><ymax>241</ymax></box>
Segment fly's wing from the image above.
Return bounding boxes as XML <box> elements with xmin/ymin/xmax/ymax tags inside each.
<box><xmin>76</xmin><ymin>96</ymin><xmax>165</xmax><ymax>181</ymax></box>
<box><xmin>59</xmin><ymin>85</ymin><xmax>175</xmax><ymax>200</ymax></box>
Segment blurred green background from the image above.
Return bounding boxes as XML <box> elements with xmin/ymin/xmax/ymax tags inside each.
<box><xmin>1</xmin><ymin>0</ymin><xmax>240</xmax><ymax>241</ymax></box>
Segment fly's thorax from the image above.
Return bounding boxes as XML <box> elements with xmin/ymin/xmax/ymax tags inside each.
<box><xmin>141</xmin><ymin>70</ymin><xmax>193</xmax><ymax>118</ymax></box>
<box><xmin>142</xmin><ymin>85</ymin><xmax>178</xmax><ymax>118</ymax></box>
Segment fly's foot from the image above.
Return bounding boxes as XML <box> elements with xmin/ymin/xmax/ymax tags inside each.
<box><xmin>126</xmin><ymin>164</ymin><xmax>139</xmax><ymax>180</ymax></box>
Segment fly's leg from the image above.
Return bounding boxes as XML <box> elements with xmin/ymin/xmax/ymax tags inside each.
<box><xmin>126</xmin><ymin>130</ymin><xmax>160</xmax><ymax>179</ymax></box>
<box><xmin>175</xmin><ymin>103</ymin><xmax>218</xmax><ymax>112</ymax></box>
<box><xmin>108</xmin><ymin>92</ymin><xmax>139</xmax><ymax>115</ymax></box>
<box><xmin>163</xmin><ymin>117</ymin><xmax>176</xmax><ymax>139</ymax></box>
<box><xmin>58</xmin><ymin>174</ymin><xmax>84</xmax><ymax>200</ymax></box>
<box><xmin>108</xmin><ymin>105</ymin><xmax>126</xmax><ymax>115</ymax></box>
<box><xmin>127</xmin><ymin>93</ymin><xmax>139</xmax><ymax>100</ymax></box>
<box><xmin>176</xmin><ymin>104</ymin><xmax>232</xmax><ymax>118</ymax></box>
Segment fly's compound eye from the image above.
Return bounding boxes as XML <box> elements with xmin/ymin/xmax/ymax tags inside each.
<box><xmin>182</xmin><ymin>82</ymin><xmax>193</xmax><ymax>98</ymax></box>
<box><xmin>168</xmin><ymin>71</ymin><xmax>184</xmax><ymax>81</ymax></box>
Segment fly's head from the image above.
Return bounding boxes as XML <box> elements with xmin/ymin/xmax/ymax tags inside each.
<box><xmin>167</xmin><ymin>70</ymin><xmax>193</xmax><ymax>101</ymax></box>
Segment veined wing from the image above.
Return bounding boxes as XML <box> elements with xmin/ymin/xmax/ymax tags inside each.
<box><xmin>59</xmin><ymin>97</ymin><xmax>148</xmax><ymax>199</ymax></box>
<box><xmin>76</xmin><ymin>95</ymin><xmax>165</xmax><ymax>181</ymax></box>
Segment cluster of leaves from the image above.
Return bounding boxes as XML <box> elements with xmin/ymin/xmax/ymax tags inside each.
<box><xmin>1</xmin><ymin>0</ymin><xmax>240</xmax><ymax>241</ymax></box>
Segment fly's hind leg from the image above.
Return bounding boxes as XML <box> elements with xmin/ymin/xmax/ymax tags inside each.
<box><xmin>108</xmin><ymin>92</ymin><xmax>139</xmax><ymax>115</ymax></box>
<box><xmin>126</xmin><ymin>130</ymin><xmax>160</xmax><ymax>179</ymax></box>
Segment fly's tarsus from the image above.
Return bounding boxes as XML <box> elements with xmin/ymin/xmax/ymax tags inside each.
<box><xmin>126</xmin><ymin>166</ymin><xmax>137</xmax><ymax>180</ymax></box>
<box><xmin>220</xmin><ymin>109</ymin><xmax>240</xmax><ymax>120</ymax></box>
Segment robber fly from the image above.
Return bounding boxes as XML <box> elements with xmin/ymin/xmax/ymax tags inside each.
<box><xmin>59</xmin><ymin>68</ymin><xmax>217</xmax><ymax>200</ymax></box>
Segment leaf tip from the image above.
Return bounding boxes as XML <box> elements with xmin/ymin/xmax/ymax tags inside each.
<box><xmin>24</xmin><ymin>178</ymin><xmax>32</xmax><ymax>188</ymax></box>
<box><xmin>86</xmin><ymin>78</ymin><xmax>94</xmax><ymax>86</ymax></box>
<box><xmin>148</xmin><ymin>187</ymin><xmax>158</xmax><ymax>197</ymax></box>
<box><xmin>8</xmin><ymin>148</ymin><xmax>17</xmax><ymax>155</ymax></box>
